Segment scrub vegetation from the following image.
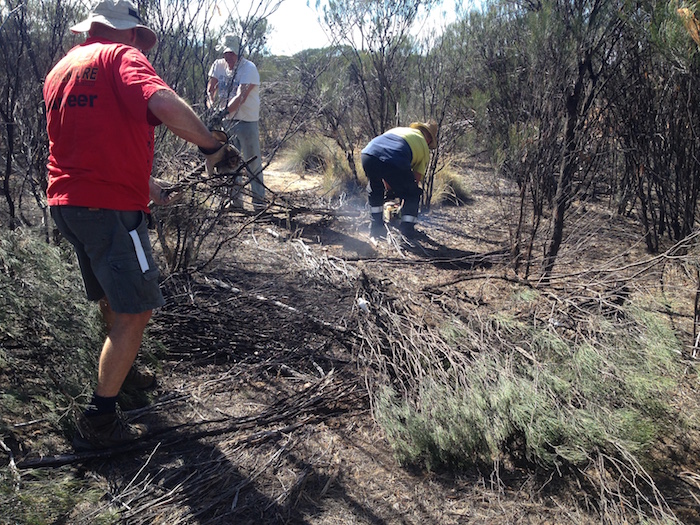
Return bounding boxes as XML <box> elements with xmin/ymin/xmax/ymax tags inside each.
<box><xmin>4</xmin><ymin>0</ymin><xmax>700</xmax><ymax>523</ymax></box>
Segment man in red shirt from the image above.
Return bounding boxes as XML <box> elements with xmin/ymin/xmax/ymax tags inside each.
<box><xmin>44</xmin><ymin>0</ymin><xmax>238</xmax><ymax>450</ymax></box>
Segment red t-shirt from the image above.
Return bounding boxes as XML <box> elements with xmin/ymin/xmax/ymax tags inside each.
<box><xmin>44</xmin><ymin>37</ymin><xmax>173</xmax><ymax>211</ymax></box>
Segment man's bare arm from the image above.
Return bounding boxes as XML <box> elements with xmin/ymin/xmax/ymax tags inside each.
<box><xmin>148</xmin><ymin>89</ymin><xmax>220</xmax><ymax>150</ymax></box>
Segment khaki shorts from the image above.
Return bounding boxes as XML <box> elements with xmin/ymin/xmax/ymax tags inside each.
<box><xmin>50</xmin><ymin>206</ymin><xmax>165</xmax><ymax>314</ymax></box>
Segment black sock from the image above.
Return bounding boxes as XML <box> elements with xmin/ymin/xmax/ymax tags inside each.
<box><xmin>84</xmin><ymin>393</ymin><xmax>118</xmax><ymax>417</ymax></box>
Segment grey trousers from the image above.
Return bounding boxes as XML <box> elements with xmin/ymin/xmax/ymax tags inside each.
<box><xmin>224</xmin><ymin>119</ymin><xmax>264</xmax><ymax>205</ymax></box>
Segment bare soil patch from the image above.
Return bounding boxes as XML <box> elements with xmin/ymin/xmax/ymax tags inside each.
<box><xmin>265</xmin><ymin>160</ymin><xmax>324</xmax><ymax>193</ymax></box>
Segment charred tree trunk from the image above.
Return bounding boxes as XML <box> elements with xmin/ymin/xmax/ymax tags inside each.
<box><xmin>2</xmin><ymin>118</ymin><xmax>17</xmax><ymax>231</ymax></box>
<box><xmin>541</xmin><ymin>60</ymin><xmax>585</xmax><ymax>280</ymax></box>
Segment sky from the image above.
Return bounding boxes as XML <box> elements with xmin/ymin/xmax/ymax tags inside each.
<box><xmin>263</xmin><ymin>0</ymin><xmax>463</xmax><ymax>56</ymax></box>
<box><xmin>265</xmin><ymin>0</ymin><xmax>329</xmax><ymax>56</ymax></box>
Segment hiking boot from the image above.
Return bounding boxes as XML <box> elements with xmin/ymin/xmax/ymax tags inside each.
<box><xmin>72</xmin><ymin>409</ymin><xmax>148</xmax><ymax>451</ymax></box>
<box><xmin>122</xmin><ymin>365</ymin><xmax>156</xmax><ymax>390</ymax></box>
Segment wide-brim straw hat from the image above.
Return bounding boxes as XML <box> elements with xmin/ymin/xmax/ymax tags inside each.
<box><xmin>71</xmin><ymin>0</ymin><xmax>157</xmax><ymax>52</ymax></box>
<box><xmin>217</xmin><ymin>34</ymin><xmax>241</xmax><ymax>55</ymax></box>
<box><xmin>409</xmin><ymin>120</ymin><xmax>438</xmax><ymax>149</ymax></box>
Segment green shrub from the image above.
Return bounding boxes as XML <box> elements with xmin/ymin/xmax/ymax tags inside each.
<box><xmin>0</xmin><ymin>229</ymin><xmax>102</xmax><ymax>400</ymax></box>
<box><xmin>372</xmin><ymin>298</ymin><xmax>683</xmax><ymax>471</ymax></box>
<box><xmin>0</xmin><ymin>229</ymin><xmax>117</xmax><ymax>523</ymax></box>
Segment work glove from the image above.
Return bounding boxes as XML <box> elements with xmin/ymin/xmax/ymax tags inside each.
<box><xmin>199</xmin><ymin>131</ymin><xmax>242</xmax><ymax>177</ymax></box>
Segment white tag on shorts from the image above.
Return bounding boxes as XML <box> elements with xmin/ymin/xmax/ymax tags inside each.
<box><xmin>128</xmin><ymin>229</ymin><xmax>150</xmax><ymax>273</ymax></box>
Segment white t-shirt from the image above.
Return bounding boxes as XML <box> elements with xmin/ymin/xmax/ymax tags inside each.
<box><xmin>208</xmin><ymin>57</ymin><xmax>260</xmax><ymax>122</ymax></box>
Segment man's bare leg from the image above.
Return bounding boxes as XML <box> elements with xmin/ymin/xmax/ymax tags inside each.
<box><xmin>95</xmin><ymin>308</ymin><xmax>152</xmax><ymax>397</ymax></box>
<box><xmin>98</xmin><ymin>297</ymin><xmax>156</xmax><ymax>391</ymax></box>
<box><xmin>72</xmin><ymin>302</ymin><xmax>152</xmax><ymax>450</ymax></box>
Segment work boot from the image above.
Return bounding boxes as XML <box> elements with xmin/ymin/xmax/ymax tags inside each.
<box><xmin>122</xmin><ymin>365</ymin><xmax>156</xmax><ymax>390</ymax></box>
<box><xmin>399</xmin><ymin>221</ymin><xmax>417</xmax><ymax>239</ymax></box>
<box><xmin>370</xmin><ymin>212</ymin><xmax>387</xmax><ymax>239</ymax></box>
<box><xmin>72</xmin><ymin>409</ymin><xmax>148</xmax><ymax>451</ymax></box>
<box><xmin>370</xmin><ymin>221</ymin><xmax>387</xmax><ymax>239</ymax></box>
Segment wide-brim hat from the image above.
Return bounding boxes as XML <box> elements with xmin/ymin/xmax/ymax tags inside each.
<box><xmin>71</xmin><ymin>0</ymin><xmax>157</xmax><ymax>52</ymax></box>
<box><xmin>217</xmin><ymin>33</ymin><xmax>241</xmax><ymax>55</ymax></box>
<box><xmin>410</xmin><ymin>120</ymin><xmax>438</xmax><ymax>149</ymax></box>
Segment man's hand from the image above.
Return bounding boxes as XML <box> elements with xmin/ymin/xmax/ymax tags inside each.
<box><xmin>149</xmin><ymin>177</ymin><xmax>180</xmax><ymax>206</ymax></box>
<box><xmin>201</xmin><ymin>143</ymin><xmax>243</xmax><ymax>177</ymax></box>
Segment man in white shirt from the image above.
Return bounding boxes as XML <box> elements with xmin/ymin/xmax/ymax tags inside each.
<box><xmin>207</xmin><ymin>34</ymin><xmax>264</xmax><ymax>210</ymax></box>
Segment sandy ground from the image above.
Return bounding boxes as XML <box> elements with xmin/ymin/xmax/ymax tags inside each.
<box><xmin>265</xmin><ymin>161</ymin><xmax>323</xmax><ymax>193</ymax></box>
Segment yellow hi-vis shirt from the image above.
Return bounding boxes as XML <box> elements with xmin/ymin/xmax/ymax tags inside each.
<box><xmin>361</xmin><ymin>127</ymin><xmax>430</xmax><ymax>180</ymax></box>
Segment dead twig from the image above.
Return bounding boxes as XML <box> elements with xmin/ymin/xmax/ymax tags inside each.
<box><xmin>15</xmin><ymin>373</ymin><xmax>361</xmax><ymax>469</ymax></box>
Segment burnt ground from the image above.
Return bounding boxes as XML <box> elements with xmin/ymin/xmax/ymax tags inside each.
<box><xmin>12</xmin><ymin>159</ymin><xmax>700</xmax><ymax>524</ymax></box>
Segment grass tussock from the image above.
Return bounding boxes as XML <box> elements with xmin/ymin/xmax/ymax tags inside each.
<box><xmin>367</xmin><ymin>285</ymin><xmax>684</xmax><ymax>472</ymax></box>
<box><xmin>430</xmin><ymin>165</ymin><xmax>471</xmax><ymax>206</ymax></box>
<box><xmin>285</xmin><ymin>136</ymin><xmax>363</xmax><ymax>198</ymax></box>
<box><xmin>321</xmin><ymin>151</ymin><xmax>359</xmax><ymax>198</ymax></box>
<box><xmin>283</xmin><ymin>136</ymin><xmax>332</xmax><ymax>174</ymax></box>
<box><xmin>0</xmin><ymin>470</ymin><xmax>118</xmax><ymax>525</ymax></box>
